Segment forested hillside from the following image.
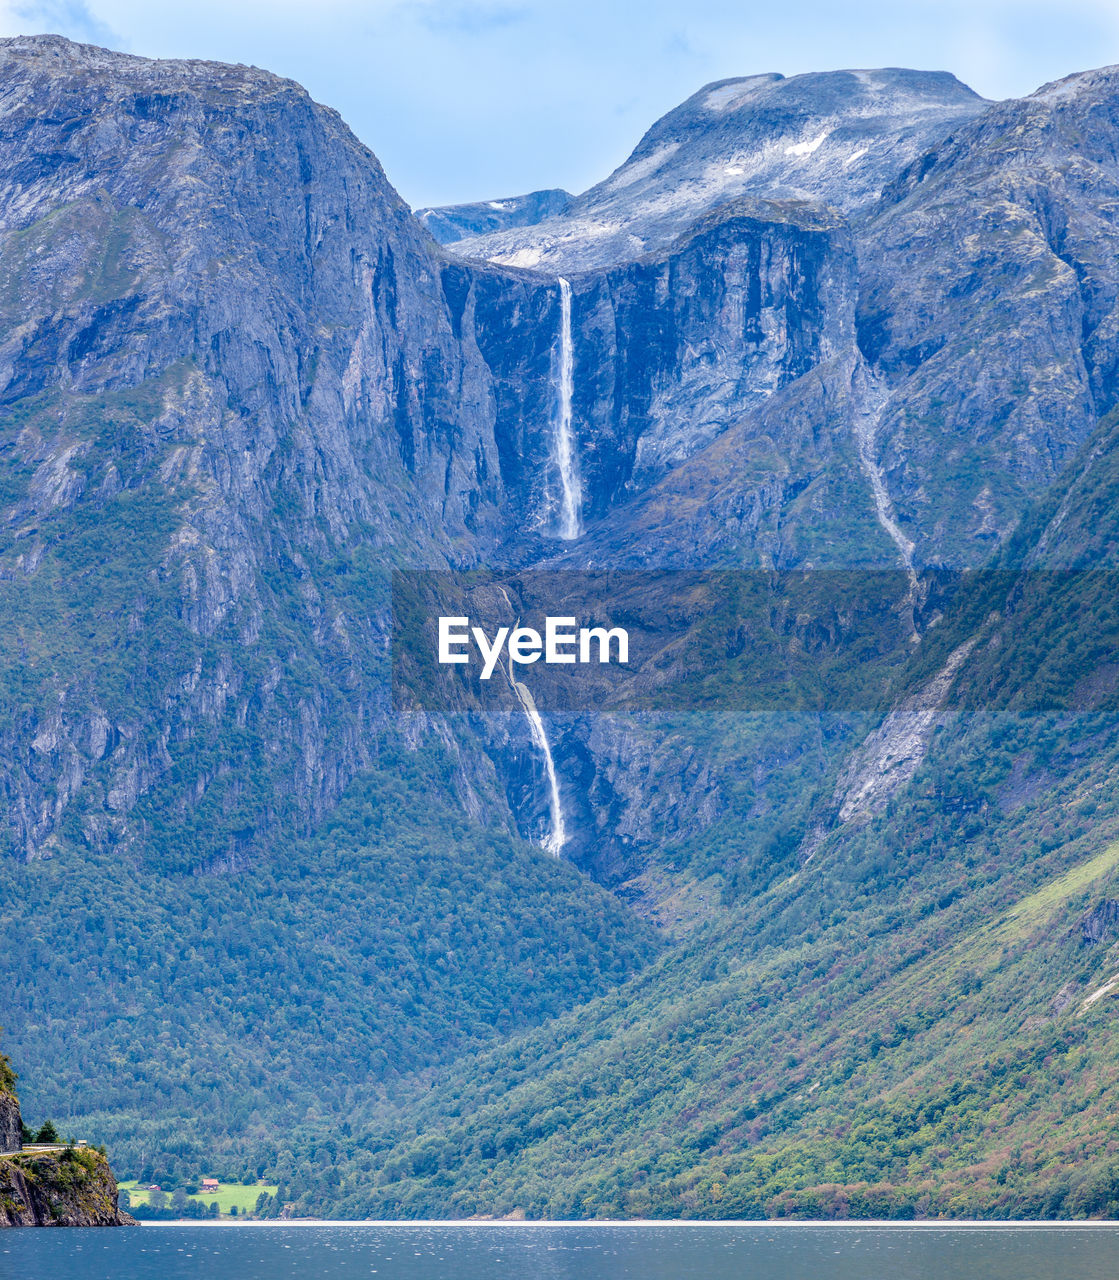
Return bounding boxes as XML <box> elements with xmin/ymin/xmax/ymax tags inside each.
<box><xmin>293</xmin><ymin>439</ymin><xmax>1119</xmax><ymax>1215</ymax></box>
<box><xmin>0</xmin><ymin>750</ymin><xmax>655</xmax><ymax>1182</ymax></box>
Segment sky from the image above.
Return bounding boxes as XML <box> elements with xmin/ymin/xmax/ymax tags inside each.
<box><xmin>1</xmin><ymin>0</ymin><xmax>1117</xmax><ymax>209</ymax></box>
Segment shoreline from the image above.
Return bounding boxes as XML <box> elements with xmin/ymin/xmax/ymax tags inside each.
<box><xmin>137</xmin><ymin>1218</ymin><xmax>1119</xmax><ymax>1230</ymax></box>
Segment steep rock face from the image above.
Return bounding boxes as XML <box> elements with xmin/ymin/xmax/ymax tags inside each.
<box><xmin>560</xmin><ymin>199</ymin><xmax>854</xmax><ymax>505</ymax></box>
<box><xmin>0</xmin><ymin>1150</ymin><xmax>135</xmax><ymax>1227</ymax></box>
<box><xmin>0</xmin><ymin>1090</ymin><xmax>19</xmax><ymax>1155</ymax></box>
<box><xmin>0</xmin><ymin>36</ymin><xmax>564</xmax><ymax>863</ymax></box>
<box><xmin>437</xmin><ymin>259</ymin><xmax>565</xmax><ymax>539</ymax></box>
<box><xmin>460</xmin><ymin>200</ymin><xmax>872</xmax><ymax>876</ymax></box>
<box><xmin>856</xmin><ymin>66</ymin><xmax>1119</xmax><ymax>565</ymax></box>
<box><xmin>453</xmin><ymin>69</ymin><xmax>987</xmax><ymax>271</ymax></box>
<box><xmin>0</xmin><ymin>36</ymin><xmax>507</xmax><ymax>548</ymax></box>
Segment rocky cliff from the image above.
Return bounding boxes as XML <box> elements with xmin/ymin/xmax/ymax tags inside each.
<box><xmin>0</xmin><ymin>1149</ymin><xmax>135</xmax><ymax>1227</ymax></box>
<box><xmin>0</xmin><ymin>1088</ymin><xmax>20</xmax><ymax>1155</ymax></box>
<box><xmin>0</xmin><ymin>34</ymin><xmax>568</xmax><ymax>866</ymax></box>
<box><xmin>0</xmin><ymin>1055</ymin><xmax>132</xmax><ymax>1227</ymax></box>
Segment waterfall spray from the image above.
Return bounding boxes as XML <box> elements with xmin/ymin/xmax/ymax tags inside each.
<box><xmin>554</xmin><ymin>277</ymin><xmax>583</xmax><ymax>540</ymax></box>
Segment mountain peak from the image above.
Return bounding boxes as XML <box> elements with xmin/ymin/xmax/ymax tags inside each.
<box><xmin>0</xmin><ymin>32</ymin><xmax>302</xmax><ymax>100</ymax></box>
<box><xmin>1029</xmin><ymin>63</ymin><xmax>1119</xmax><ymax>102</ymax></box>
<box><xmin>448</xmin><ymin>66</ymin><xmax>990</xmax><ymax>270</ymax></box>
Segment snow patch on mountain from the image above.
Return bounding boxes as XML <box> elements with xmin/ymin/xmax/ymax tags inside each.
<box><xmin>786</xmin><ymin>130</ymin><xmax>829</xmax><ymax>157</ymax></box>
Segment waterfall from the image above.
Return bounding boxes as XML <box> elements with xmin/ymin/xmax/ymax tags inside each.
<box><xmin>496</xmin><ymin>586</ymin><xmax>567</xmax><ymax>855</ymax></box>
<box><xmin>554</xmin><ymin>277</ymin><xmax>583</xmax><ymax>540</ymax></box>
<box><xmin>508</xmin><ymin>667</ymin><xmax>566</xmax><ymax>855</ymax></box>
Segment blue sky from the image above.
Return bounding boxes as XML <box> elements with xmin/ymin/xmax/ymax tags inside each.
<box><xmin>2</xmin><ymin>1</ymin><xmax>1117</xmax><ymax>208</ymax></box>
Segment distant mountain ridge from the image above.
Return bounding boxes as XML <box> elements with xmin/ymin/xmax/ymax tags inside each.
<box><xmin>416</xmin><ymin>188</ymin><xmax>571</xmax><ymax>244</ymax></box>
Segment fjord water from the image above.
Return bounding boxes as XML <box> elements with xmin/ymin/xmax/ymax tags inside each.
<box><xmin>5</xmin><ymin>1224</ymin><xmax>1119</xmax><ymax>1280</ymax></box>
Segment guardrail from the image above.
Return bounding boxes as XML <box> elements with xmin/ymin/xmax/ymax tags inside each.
<box><xmin>9</xmin><ymin>1142</ymin><xmax>89</xmax><ymax>1153</ymax></box>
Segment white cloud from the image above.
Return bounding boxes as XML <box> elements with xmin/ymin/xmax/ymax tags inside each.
<box><xmin>0</xmin><ymin>0</ymin><xmax>120</xmax><ymax>43</ymax></box>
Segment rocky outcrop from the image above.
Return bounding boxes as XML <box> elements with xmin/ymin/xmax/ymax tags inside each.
<box><xmin>832</xmin><ymin>637</ymin><xmax>978</xmax><ymax>825</ymax></box>
<box><xmin>0</xmin><ymin>1091</ymin><xmax>19</xmax><ymax>1156</ymax></box>
<box><xmin>0</xmin><ymin>1149</ymin><xmax>136</xmax><ymax>1227</ymax></box>
<box><xmin>0</xmin><ymin>1052</ymin><xmax>133</xmax><ymax>1227</ymax></box>
<box><xmin>1082</xmin><ymin>900</ymin><xmax>1119</xmax><ymax>946</ymax></box>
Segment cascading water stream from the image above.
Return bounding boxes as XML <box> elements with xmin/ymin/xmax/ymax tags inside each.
<box><xmin>554</xmin><ymin>277</ymin><xmax>583</xmax><ymax>540</ymax></box>
<box><xmin>497</xmin><ymin>587</ymin><xmax>566</xmax><ymax>855</ymax></box>
<box><xmin>507</xmin><ymin>666</ymin><xmax>566</xmax><ymax>856</ymax></box>
<box><xmin>486</xmin><ymin>281</ymin><xmax>583</xmax><ymax>853</ymax></box>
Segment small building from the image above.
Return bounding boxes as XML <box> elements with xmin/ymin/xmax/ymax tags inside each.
<box><xmin>200</xmin><ymin>1179</ymin><xmax>220</xmax><ymax>1194</ymax></box>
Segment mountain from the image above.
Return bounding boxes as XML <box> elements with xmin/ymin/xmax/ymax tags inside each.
<box><xmin>3</xmin><ymin>33</ymin><xmax>1119</xmax><ymax>1219</ymax></box>
<box><xmin>446</xmin><ymin>69</ymin><xmax>988</xmax><ymax>270</ymax></box>
<box><xmin>416</xmin><ymin>188</ymin><xmax>571</xmax><ymax>245</ymax></box>
<box><xmin>0</xmin><ymin>32</ymin><xmax>560</xmax><ymax>869</ymax></box>
<box><xmin>0</xmin><ymin>32</ymin><xmax>654</xmax><ymax>1178</ymax></box>
<box><xmin>290</xmin><ymin>413</ymin><xmax>1119</xmax><ymax>1219</ymax></box>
